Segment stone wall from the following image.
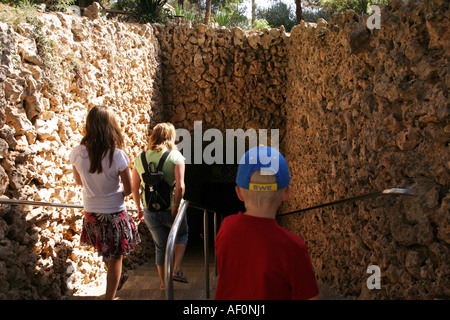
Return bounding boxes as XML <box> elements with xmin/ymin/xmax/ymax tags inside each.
<box><xmin>154</xmin><ymin>23</ymin><xmax>289</xmax><ymax>137</ymax></box>
<box><xmin>280</xmin><ymin>0</ymin><xmax>449</xmax><ymax>299</ymax></box>
<box><xmin>0</xmin><ymin>0</ymin><xmax>448</xmax><ymax>300</ymax></box>
<box><xmin>0</xmin><ymin>11</ymin><xmax>160</xmax><ymax>298</ymax></box>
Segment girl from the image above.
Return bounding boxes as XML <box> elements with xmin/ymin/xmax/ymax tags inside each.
<box><xmin>69</xmin><ymin>106</ymin><xmax>140</xmax><ymax>300</ymax></box>
<box><xmin>132</xmin><ymin>122</ymin><xmax>188</xmax><ymax>290</ymax></box>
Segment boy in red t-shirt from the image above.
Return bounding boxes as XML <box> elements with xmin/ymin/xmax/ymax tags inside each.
<box><xmin>215</xmin><ymin>146</ymin><xmax>320</xmax><ymax>300</ymax></box>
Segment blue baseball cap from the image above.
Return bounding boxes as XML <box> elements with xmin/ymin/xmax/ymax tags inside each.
<box><xmin>236</xmin><ymin>146</ymin><xmax>290</xmax><ymax>191</ymax></box>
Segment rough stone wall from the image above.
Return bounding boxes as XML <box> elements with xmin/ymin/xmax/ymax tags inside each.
<box><xmin>0</xmin><ymin>0</ymin><xmax>448</xmax><ymax>300</ymax></box>
<box><xmin>0</xmin><ymin>12</ymin><xmax>159</xmax><ymax>298</ymax></box>
<box><xmin>154</xmin><ymin>23</ymin><xmax>289</xmax><ymax>137</ymax></box>
<box><xmin>280</xmin><ymin>0</ymin><xmax>449</xmax><ymax>299</ymax></box>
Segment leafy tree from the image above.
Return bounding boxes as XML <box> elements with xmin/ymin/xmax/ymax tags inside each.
<box><xmin>321</xmin><ymin>0</ymin><xmax>370</xmax><ymax>14</ymax></box>
<box><xmin>252</xmin><ymin>18</ymin><xmax>270</xmax><ymax>30</ymax></box>
<box><xmin>173</xmin><ymin>2</ymin><xmax>203</xmax><ymax>22</ymax></box>
<box><xmin>115</xmin><ymin>0</ymin><xmax>172</xmax><ymax>23</ymax></box>
<box><xmin>212</xmin><ymin>0</ymin><xmax>247</xmax><ymax>28</ymax></box>
<box><xmin>306</xmin><ymin>0</ymin><xmax>390</xmax><ymax>15</ymax></box>
<box><xmin>256</xmin><ymin>1</ymin><xmax>296</xmax><ymax>31</ymax></box>
<box><xmin>302</xmin><ymin>6</ymin><xmax>329</xmax><ymax>22</ymax></box>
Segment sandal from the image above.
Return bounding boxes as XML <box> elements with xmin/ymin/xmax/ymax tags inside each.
<box><xmin>173</xmin><ymin>269</ymin><xmax>188</xmax><ymax>283</ymax></box>
<box><xmin>117</xmin><ymin>273</ymin><xmax>128</xmax><ymax>291</ymax></box>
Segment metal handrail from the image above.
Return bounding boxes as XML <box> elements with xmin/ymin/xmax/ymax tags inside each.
<box><xmin>187</xmin><ymin>204</ymin><xmax>218</xmax><ymax>300</ymax></box>
<box><xmin>164</xmin><ymin>201</ymin><xmax>218</xmax><ymax>300</ymax></box>
<box><xmin>2</xmin><ymin>187</ymin><xmax>414</xmax><ymax>300</ymax></box>
<box><xmin>0</xmin><ymin>198</ymin><xmax>138</xmax><ymax>212</ymax></box>
<box><xmin>278</xmin><ymin>188</ymin><xmax>414</xmax><ymax>217</ymax></box>
<box><xmin>1</xmin><ymin>197</ymin><xmax>217</xmax><ymax>300</ymax></box>
<box><xmin>164</xmin><ymin>200</ymin><xmax>189</xmax><ymax>300</ymax></box>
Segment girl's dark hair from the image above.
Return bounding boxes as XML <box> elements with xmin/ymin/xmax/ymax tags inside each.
<box><xmin>81</xmin><ymin>106</ymin><xmax>124</xmax><ymax>173</ymax></box>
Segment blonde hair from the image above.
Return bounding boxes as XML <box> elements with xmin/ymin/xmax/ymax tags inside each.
<box><xmin>149</xmin><ymin>122</ymin><xmax>177</xmax><ymax>152</ymax></box>
<box><xmin>239</xmin><ymin>170</ymin><xmax>286</xmax><ymax>208</ymax></box>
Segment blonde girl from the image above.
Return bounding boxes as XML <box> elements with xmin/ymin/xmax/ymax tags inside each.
<box><xmin>132</xmin><ymin>122</ymin><xmax>188</xmax><ymax>290</ymax></box>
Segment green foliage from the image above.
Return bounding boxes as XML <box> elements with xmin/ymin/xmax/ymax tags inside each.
<box><xmin>46</xmin><ymin>0</ymin><xmax>76</xmax><ymax>12</ymax></box>
<box><xmin>256</xmin><ymin>1</ymin><xmax>296</xmax><ymax>32</ymax></box>
<box><xmin>169</xmin><ymin>0</ymin><xmax>249</xmax><ymax>27</ymax></box>
<box><xmin>212</xmin><ymin>0</ymin><xmax>247</xmax><ymax>28</ymax></box>
<box><xmin>173</xmin><ymin>3</ymin><xmax>202</xmax><ymax>23</ymax></box>
<box><xmin>1</xmin><ymin>0</ymin><xmax>76</xmax><ymax>11</ymax></box>
<box><xmin>252</xmin><ymin>18</ymin><xmax>270</xmax><ymax>31</ymax></box>
<box><xmin>302</xmin><ymin>7</ymin><xmax>330</xmax><ymax>22</ymax></box>
<box><xmin>213</xmin><ymin>10</ymin><xmax>233</xmax><ymax>27</ymax></box>
<box><xmin>319</xmin><ymin>0</ymin><xmax>390</xmax><ymax>15</ymax></box>
<box><xmin>1</xmin><ymin>0</ymin><xmax>34</xmax><ymax>7</ymax></box>
<box><xmin>0</xmin><ymin>0</ymin><xmax>40</xmax><ymax>25</ymax></box>
<box><xmin>115</xmin><ymin>0</ymin><xmax>172</xmax><ymax>23</ymax></box>
<box><xmin>0</xmin><ymin>1</ymin><xmax>64</xmax><ymax>90</ymax></box>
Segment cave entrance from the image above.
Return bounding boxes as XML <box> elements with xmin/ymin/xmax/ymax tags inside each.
<box><xmin>183</xmin><ymin>162</ymin><xmax>245</xmax><ymax>251</ymax></box>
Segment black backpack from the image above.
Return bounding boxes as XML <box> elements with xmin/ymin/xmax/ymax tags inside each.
<box><xmin>140</xmin><ymin>150</ymin><xmax>173</xmax><ymax>212</ymax></box>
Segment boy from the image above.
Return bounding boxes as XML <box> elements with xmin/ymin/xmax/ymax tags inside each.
<box><xmin>215</xmin><ymin>146</ymin><xmax>320</xmax><ymax>300</ymax></box>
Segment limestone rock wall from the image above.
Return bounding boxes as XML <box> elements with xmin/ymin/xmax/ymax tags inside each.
<box><xmin>0</xmin><ymin>0</ymin><xmax>448</xmax><ymax>300</ymax></box>
<box><xmin>154</xmin><ymin>23</ymin><xmax>289</xmax><ymax>136</ymax></box>
<box><xmin>280</xmin><ymin>0</ymin><xmax>449</xmax><ymax>299</ymax></box>
<box><xmin>0</xmin><ymin>12</ymin><xmax>160</xmax><ymax>298</ymax></box>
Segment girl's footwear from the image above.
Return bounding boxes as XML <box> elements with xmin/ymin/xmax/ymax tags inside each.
<box><xmin>173</xmin><ymin>269</ymin><xmax>188</xmax><ymax>283</ymax></box>
<box><xmin>117</xmin><ymin>273</ymin><xmax>128</xmax><ymax>291</ymax></box>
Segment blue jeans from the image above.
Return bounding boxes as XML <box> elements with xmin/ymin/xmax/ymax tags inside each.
<box><xmin>143</xmin><ymin>209</ymin><xmax>189</xmax><ymax>266</ymax></box>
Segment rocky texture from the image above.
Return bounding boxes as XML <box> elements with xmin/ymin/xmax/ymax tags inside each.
<box><xmin>0</xmin><ymin>10</ymin><xmax>159</xmax><ymax>298</ymax></box>
<box><xmin>0</xmin><ymin>0</ymin><xmax>448</xmax><ymax>300</ymax></box>
<box><xmin>279</xmin><ymin>0</ymin><xmax>449</xmax><ymax>299</ymax></box>
<box><xmin>154</xmin><ymin>23</ymin><xmax>289</xmax><ymax>137</ymax></box>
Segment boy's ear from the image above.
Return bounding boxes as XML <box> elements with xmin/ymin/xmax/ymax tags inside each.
<box><xmin>280</xmin><ymin>185</ymin><xmax>291</xmax><ymax>201</ymax></box>
<box><xmin>235</xmin><ymin>186</ymin><xmax>245</xmax><ymax>202</ymax></box>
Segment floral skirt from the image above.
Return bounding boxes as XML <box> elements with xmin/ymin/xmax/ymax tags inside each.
<box><xmin>81</xmin><ymin>210</ymin><xmax>141</xmax><ymax>262</ymax></box>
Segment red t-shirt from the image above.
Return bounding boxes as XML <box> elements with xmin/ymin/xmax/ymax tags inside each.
<box><xmin>214</xmin><ymin>212</ymin><xmax>319</xmax><ymax>300</ymax></box>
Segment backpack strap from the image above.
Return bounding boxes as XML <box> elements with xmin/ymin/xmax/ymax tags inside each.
<box><xmin>140</xmin><ymin>151</ymin><xmax>149</xmax><ymax>173</ymax></box>
<box><xmin>141</xmin><ymin>150</ymin><xmax>171</xmax><ymax>174</ymax></box>
<box><xmin>157</xmin><ymin>150</ymin><xmax>171</xmax><ymax>172</ymax></box>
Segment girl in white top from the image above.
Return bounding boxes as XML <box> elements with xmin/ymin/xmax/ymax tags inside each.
<box><xmin>69</xmin><ymin>106</ymin><xmax>140</xmax><ymax>300</ymax></box>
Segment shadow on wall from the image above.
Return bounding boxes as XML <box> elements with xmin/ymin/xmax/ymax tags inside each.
<box><xmin>0</xmin><ymin>204</ymin><xmax>72</xmax><ymax>299</ymax></box>
<box><xmin>0</xmin><ymin>201</ymin><xmax>154</xmax><ymax>299</ymax></box>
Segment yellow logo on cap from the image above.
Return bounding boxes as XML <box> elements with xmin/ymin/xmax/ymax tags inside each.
<box><xmin>249</xmin><ymin>183</ymin><xmax>278</xmax><ymax>191</ymax></box>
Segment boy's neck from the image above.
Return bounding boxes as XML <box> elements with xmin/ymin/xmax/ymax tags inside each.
<box><xmin>244</xmin><ymin>205</ymin><xmax>278</xmax><ymax>220</ymax></box>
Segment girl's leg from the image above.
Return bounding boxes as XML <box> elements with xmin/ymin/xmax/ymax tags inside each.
<box><xmin>173</xmin><ymin>214</ymin><xmax>189</xmax><ymax>278</ymax></box>
<box><xmin>174</xmin><ymin>243</ymin><xmax>187</xmax><ymax>272</ymax></box>
<box><xmin>143</xmin><ymin>210</ymin><xmax>169</xmax><ymax>289</ymax></box>
<box><xmin>157</xmin><ymin>265</ymin><xmax>165</xmax><ymax>290</ymax></box>
<box><xmin>105</xmin><ymin>255</ymin><xmax>123</xmax><ymax>300</ymax></box>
